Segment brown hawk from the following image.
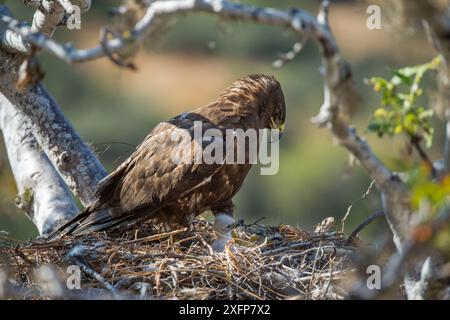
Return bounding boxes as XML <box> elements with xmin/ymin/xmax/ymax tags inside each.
<box><xmin>50</xmin><ymin>74</ymin><xmax>286</xmax><ymax>250</ymax></box>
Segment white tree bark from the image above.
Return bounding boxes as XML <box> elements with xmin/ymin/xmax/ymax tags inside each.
<box><xmin>0</xmin><ymin>94</ymin><xmax>78</xmax><ymax>235</ymax></box>
<box><xmin>0</xmin><ymin>55</ymin><xmax>107</xmax><ymax>205</ymax></box>
<box><xmin>0</xmin><ymin>3</ymin><xmax>107</xmax><ymax>207</ymax></box>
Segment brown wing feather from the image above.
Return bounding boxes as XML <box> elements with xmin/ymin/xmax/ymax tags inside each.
<box><xmin>49</xmin><ymin>112</ymin><xmax>224</xmax><ymax>238</ymax></box>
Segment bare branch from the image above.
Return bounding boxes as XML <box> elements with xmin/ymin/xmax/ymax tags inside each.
<box><xmin>0</xmin><ymin>52</ymin><xmax>107</xmax><ymax>205</ymax></box>
<box><xmin>273</xmin><ymin>40</ymin><xmax>306</xmax><ymax>69</ymax></box>
<box><xmin>0</xmin><ymin>0</ymin><xmax>356</xmax><ymax>66</ymax></box>
<box><xmin>0</xmin><ymin>6</ymin><xmax>29</xmax><ymax>53</ymax></box>
<box><xmin>410</xmin><ymin>135</ymin><xmax>436</xmax><ymax>176</ymax></box>
<box><xmin>350</xmin><ymin>206</ymin><xmax>450</xmax><ymax>299</ymax></box>
<box><xmin>0</xmin><ymin>1</ymin><xmax>91</xmax><ymax>54</ymax></box>
<box><xmin>31</xmin><ymin>0</ymin><xmax>65</xmax><ymax>37</ymax></box>
<box><xmin>300</xmin><ymin>2</ymin><xmax>414</xmax><ymax>250</ymax></box>
<box><xmin>99</xmin><ymin>27</ymin><xmax>137</xmax><ymax>71</ymax></box>
<box><xmin>348</xmin><ymin>210</ymin><xmax>385</xmax><ymax>241</ymax></box>
<box><xmin>0</xmin><ymin>94</ymin><xmax>77</xmax><ymax>235</ymax></box>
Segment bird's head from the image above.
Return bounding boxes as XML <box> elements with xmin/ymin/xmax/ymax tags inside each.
<box><xmin>219</xmin><ymin>74</ymin><xmax>286</xmax><ymax>136</ymax></box>
<box><xmin>234</xmin><ymin>74</ymin><xmax>286</xmax><ymax>135</ymax></box>
<box><xmin>266</xmin><ymin>79</ymin><xmax>286</xmax><ymax>137</ymax></box>
<box><xmin>213</xmin><ymin>213</ymin><xmax>236</xmax><ymax>235</ymax></box>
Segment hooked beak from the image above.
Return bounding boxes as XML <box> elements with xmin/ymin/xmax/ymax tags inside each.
<box><xmin>270</xmin><ymin>117</ymin><xmax>285</xmax><ymax>139</ymax></box>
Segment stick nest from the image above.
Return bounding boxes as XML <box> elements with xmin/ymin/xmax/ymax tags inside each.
<box><xmin>0</xmin><ymin>220</ymin><xmax>359</xmax><ymax>300</ymax></box>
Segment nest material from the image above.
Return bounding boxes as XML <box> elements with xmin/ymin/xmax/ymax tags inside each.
<box><xmin>0</xmin><ymin>220</ymin><xmax>359</xmax><ymax>300</ymax></box>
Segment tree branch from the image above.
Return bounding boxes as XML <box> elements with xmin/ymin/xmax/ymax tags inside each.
<box><xmin>0</xmin><ymin>1</ymin><xmax>91</xmax><ymax>54</ymax></box>
<box><xmin>0</xmin><ymin>94</ymin><xmax>78</xmax><ymax>235</ymax></box>
<box><xmin>0</xmin><ymin>3</ymin><xmax>107</xmax><ymax>206</ymax></box>
<box><xmin>306</xmin><ymin>2</ymin><xmax>414</xmax><ymax>251</ymax></box>
<box><xmin>0</xmin><ymin>57</ymin><xmax>107</xmax><ymax>205</ymax></box>
<box><xmin>0</xmin><ymin>0</ymin><xmax>366</xmax><ymax>66</ymax></box>
<box><xmin>410</xmin><ymin>135</ymin><xmax>436</xmax><ymax>176</ymax></box>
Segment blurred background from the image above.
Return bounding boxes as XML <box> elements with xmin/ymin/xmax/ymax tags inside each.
<box><xmin>0</xmin><ymin>0</ymin><xmax>442</xmax><ymax>240</ymax></box>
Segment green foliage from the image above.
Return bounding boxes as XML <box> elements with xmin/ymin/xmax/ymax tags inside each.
<box><xmin>409</xmin><ymin>165</ymin><xmax>450</xmax><ymax>211</ymax></box>
<box><xmin>367</xmin><ymin>56</ymin><xmax>441</xmax><ymax>148</ymax></box>
<box><xmin>368</xmin><ymin>57</ymin><xmax>450</xmax><ymax>253</ymax></box>
<box><xmin>409</xmin><ymin>165</ymin><xmax>450</xmax><ymax>253</ymax></box>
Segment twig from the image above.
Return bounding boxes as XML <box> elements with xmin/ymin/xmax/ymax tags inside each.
<box><xmin>74</xmin><ymin>257</ymin><xmax>119</xmax><ymax>297</ymax></box>
<box><xmin>122</xmin><ymin>228</ymin><xmax>187</xmax><ymax>245</ymax></box>
<box><xmin>347</xmin><ymin>210</ymin><xmax>385</xmax><ymax>242</ymax></box>
<box><xmin>65</xmin><ymin>244</ymin><xmax>119</xmax><ymax>297</ymax></box>
<box><xmin>341</xmin><ymin>180</ymin><xmax>376</xmax><ymax>233</ymax></box>
<box><xmin>99</xmin><ymin>27</ymin><xmax>137</xmax><ymax>71</ymax></box>
<box><xmin>272</xmin><ymin>38</ymin><xmax>306</xmax><ymax>69</ymax></box>
<box><xmin>250</xmin><ymin>217</ymin><xmax>266</xmax><ymax>226</ymax></box>
<box><xmin>14</xmin><ymin>245</ymin><xmax>35</xmax><ymax>267</ymax></box>
<box><xmin>410</xmin><ymin>135</ymin><xmax>436</xmax><ymax>177</ymax></box>
<box><xmin>262</xmin><ymin>241</ymin><xmax>311</xmax><ymax>256</ymax></box>
<box><xmin>349</xmin><ymin>206</ymin><xmax>450</xmax><ymax>299</ymax></box>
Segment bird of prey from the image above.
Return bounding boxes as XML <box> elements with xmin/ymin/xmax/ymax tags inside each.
<box><xmin>49</xmin><ymin>74</ymin><xmax>286</xmax><ymax>250</ymax></box>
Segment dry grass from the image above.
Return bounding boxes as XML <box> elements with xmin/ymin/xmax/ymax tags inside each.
<box><xmin>0</xmin><ymin>220</ymin><xmax>358</xmax><ymax>300</ymax></box>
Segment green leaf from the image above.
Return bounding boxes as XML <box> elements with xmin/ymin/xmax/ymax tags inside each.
<box><xmin>367</xmin><ymin>122</ymin><xmax>381</xmax><ymax>132</ymax></box>
<box><xmin>367</xmin><ymin>56</ymin><xmax>439</xmax><ymax>148</ymax></box>
<box><xmin>392</xmin><ymin>70</ymin><xmax>413</xmax><ymax>86</ymax></box>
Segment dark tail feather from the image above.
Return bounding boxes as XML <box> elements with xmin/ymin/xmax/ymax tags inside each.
<box><xmin>46</xmin><ymin>207</ymin><xmax>133</xmax><ymax>241</ymax></box>
<box><xmin>67</xmin><ymin>209</ymin><xmax>131</xmax><ymax>236</ymax></box>
<box><xmin>46</xmin><ymin>206</ymin><xmax>95</xmax><ymax>241</ymax></box>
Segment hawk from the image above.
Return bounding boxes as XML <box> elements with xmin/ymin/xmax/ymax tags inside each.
<box><xmin>50</xmin><ymin>74</ymin><xmax>286</xmax><ymax>250</ymax></box>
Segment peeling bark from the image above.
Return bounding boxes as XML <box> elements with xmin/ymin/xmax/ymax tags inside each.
<box><xmin>0</xmin><ymin>54</ymin><xmax>107</xmax><ymax>205</ymax></box>
<box><xmin>0</xmin><ymin>3</ymin><xmax>105</xmax><ymax>208</ymax></box>
<box><xmin>0</xmin><ymin>94</ymin><xmax>77</xmax><ymax>235</ymax></box>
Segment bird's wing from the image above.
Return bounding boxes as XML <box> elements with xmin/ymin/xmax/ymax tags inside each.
<box><xmin>116</xmin><ymin>117</ymin><xmax>224</xmax><ymax>214</ymax></box>
<box><xmin>49</xmin><ymin>113</ymin><xmax>225</xmax><ymax>238</ymax></box>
